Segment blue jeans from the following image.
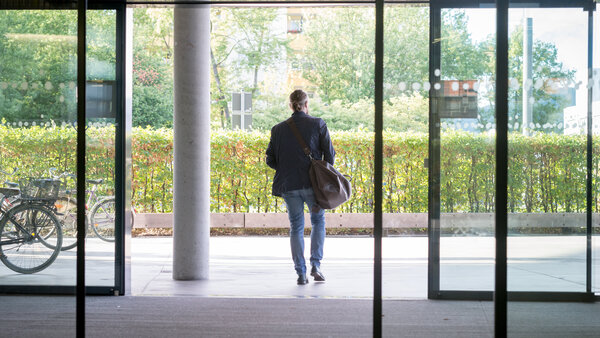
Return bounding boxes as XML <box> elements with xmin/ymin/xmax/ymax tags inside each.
<box><xmin>282</xmin><ymin>188</ymin><xmax>325</xmax><ymax>275</ymax></box>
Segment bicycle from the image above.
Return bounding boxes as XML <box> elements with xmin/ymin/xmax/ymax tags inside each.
<box><xmin>88</xmin><ymin>182</ymin><xmax>115</xmax><ymax>243</ymax></box>
<box><xmin>47</xmin><ymin>170</ymin><xmax>78</xmax><ymax>251</ymax></box>
<box><xmin>0</xmin><ymin>168</ymin><xmax>20</xmax><ymax>210</ymax></box>
<box><xmin>48</xmin><ymin>172</ymin><xmax>115</xmax><ymax>250</ymax></box>
<box><xmin>0</xmin><ymin>178</ymin><xmax>63</xmax><ymax>274</ymax></box>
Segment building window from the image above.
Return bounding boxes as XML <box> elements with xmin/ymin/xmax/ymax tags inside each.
<box><xmin>287</xmin><ymin>15</ymin><xmax>303</xmax><ymax>33</ymax></box>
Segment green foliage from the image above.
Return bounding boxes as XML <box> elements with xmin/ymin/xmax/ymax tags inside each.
<box><xmin>475</xmin><ymin>24</ymin><xmax>576</xmax><ymax>132</ymax></box>
<box><xmin>132</xmin><ymin>9</ymin><xmax>174</xmax><ymax>129</ymax></box>
<box><xmin>1</xmin><ymin>126</ymin><xmax>598</xmax><ymax>216</ymax></box>
<box><xmin>0</xmin><ymin>11</ymin><xmax>77</xmax><ymax>122</ymax></box>
<box><xmin>302</xmin><ymin>8</ymin><xmax>376</xmax><ymax>103</ymax></box>
<box><xmin>0</xmin><ymin>9</ymin><xmax>577</xmax><ymax>136</ymax></box>
<box><xmin>132</xmin><ymin>85</ymin><xmax>173</xmax><ymax>128</ymax></box>
<box><xmin>0</xmin><ymin>10</ymin><xmax>116</xmax><ymax>123</ymax></box>
<box><xmin>0</xmin><ymin>123</ymin><xmax>115</xmax><ymax>197</ymax></box>
<box><xmin>440</xmin><ymin>10</ymin><xmax>489</xmax><ymax>80</ymax></box>
<box><xmin>131</xmin><ymin>126</ymin><xmax>173</xmax><ymax>212</ymax></box>
<box><xmin>251</xmin><ymin>94</ymin><xmax>428</xmax><ymax>132</ymax></box>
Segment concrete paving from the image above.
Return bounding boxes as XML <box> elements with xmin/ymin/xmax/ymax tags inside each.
<box><xmin>1</xmin><ymin>235</ymin><xmax>599</xmax><ymax>337</ymax></box>
<box><xmin>2</xmin><ymin>235</ymin><xmax>598</xmax><ymax>297</ymax></box>
<box><xmin>132</xmin><ymin>235</ymin><xmax>600</xmax><ymax>297</ymax></box>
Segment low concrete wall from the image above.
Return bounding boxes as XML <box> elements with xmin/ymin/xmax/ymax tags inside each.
<box><xmin>133</xmin><ymin>212</ymin><xmax>599</xmax><ymax>229</ymax></box>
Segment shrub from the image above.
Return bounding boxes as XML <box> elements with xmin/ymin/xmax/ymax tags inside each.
<box><xmin>0</xmin><ymin>124</ymin><xmax>595</xmax><ymax>214</ymax></box>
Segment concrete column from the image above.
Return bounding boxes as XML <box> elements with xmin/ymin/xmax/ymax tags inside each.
<box><xmin>173</xmin><ymin>5</ymin><xmax>210</xmax><ymax>280</ymax></box>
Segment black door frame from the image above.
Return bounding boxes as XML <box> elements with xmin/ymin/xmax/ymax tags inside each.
<box><xmin>0</xmin><ymin>1</ymin><xmax>128</xmax><ymax>297</ymax></box>
<box><xmin>2</xmin><ymin>0</ymin><xmax>598</xmax><ymax>337</ymax></box>
<box><xmin>427</xmin><ymin>0</ymin><xmax>596</xmax><ymax>303</ymax></box>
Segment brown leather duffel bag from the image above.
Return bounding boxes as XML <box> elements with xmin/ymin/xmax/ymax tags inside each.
<box><xmin>286</xmin><ymin>118</ymin><xmax>351</xmax><ymax>209</ymax></box>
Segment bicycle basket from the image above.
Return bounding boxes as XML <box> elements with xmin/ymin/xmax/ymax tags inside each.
<box><xmin>19</xmin><ymin>178</ymin><xmax>61</xmax><ymax>200</ymax></box>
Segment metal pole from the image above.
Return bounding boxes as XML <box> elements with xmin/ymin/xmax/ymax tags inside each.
<box><xmin>76</xmin><ymin>0</ymin><xmax>87</xmax><ymax>336</ymax></box>
<box><xmin>428</xmin><ymin>3</ymin><xmax>441</xmax><ymax>299</ymax></box>
<box><xmin>373</xmin><ymin>0</ymin><xmax>384</xmax><ymax>336</ymax></box>
<box><xmin>115</xmin><ymin>3</ymin><xmax>132</xmax><ymax>296</ymax></box>
<box><xmin>495</xmin><ymin>0</ymin><xmax>509</xmax><ymax>337</ymax></box>
<box><xmin>586</xmin><ymin>6</ymin><xmax>593</xmax><ymax>295</ymax></box>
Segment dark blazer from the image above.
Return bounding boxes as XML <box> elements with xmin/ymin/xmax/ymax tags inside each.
<box><xmin>266</xmin><ymin>111</ymin><xmax>335</xmax><ymax>197</ymax></box>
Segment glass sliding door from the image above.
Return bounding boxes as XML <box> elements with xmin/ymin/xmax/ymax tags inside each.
<box><xmin>0</xmin><ymin>9</ymin><xmax>79</xmax><ymax>290</ymax></box>
<box><xmin>430</xmin><ymin>3</ymin><xmax>497</xmax><ymax>297</ymax></box>
<box><xmin>381</xmin><ymin>1</ymin><xmax>430</xmax><ymax>333</ymax></box>
<box><xmin>595</xmin><ymin>1</ymin><xmax>600</xmax><ymax>297</ymax></box>
<box><xmin>506</xmin><ymin>1</ymin><xmax>597</xmax><ymax>336</ymax></box>
<box><xmin>0</xmin><ymin>7</ymin><xmax>78</xmax><ymax>335</ymax></box>
<box><xmin>506</xmin><ymin>5</ymin><xmax>590</xmax><ymax>295</ymax></box>
<box><xmin>86</xmin><ymin>9</ymin><xmax>119</xmax><ymax>290</ymax></box>
<box><xmin>0</xmin><ymin>6</ymin><xmax>125</xmax><ymax>295</ymax></box>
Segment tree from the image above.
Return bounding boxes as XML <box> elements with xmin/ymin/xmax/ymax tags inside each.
<box><xmin>0</xmin><ymin>10</ymin><xmax>115</xmax><ymax>123</ymax></box>
<box><xmin>508</xmin><ymin>25</ymin><xmax>575</xmax><ymax>133</ymax></box>
<box><xmin>301</xmin><ymin>8</ymin><xmax>377</xmax><ymax>103</ymax></box>
<box><xmin>475</xmin><ymin>25</ymin><xmax>575</xmax><ymax>133</ymax></box>
<box><xmin>210</xmin><ymin>8</ymin><xmax>289</xmax><ymax>128</ymax></box>
<box><xmin>0</xmin><ymin>11</ymin><xmax>76</xmax><ymax>122</ymax></box>
<box><xmin>301</xmin><ymin>9</ymin><xmax>487</xmax><ymax>102</ymax></box>
<box><xmin>132</xmin><ymin>9</ymin><xmax>174</xmax><ymax>128</ymax></box>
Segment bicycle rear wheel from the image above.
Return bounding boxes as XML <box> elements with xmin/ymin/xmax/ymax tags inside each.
<box><xmin>0</xmin><ymin>204</ymin><xmax>62</xmax><ymax>274</ymax></box>
<box><xmin>90</xmin><ymin>197</ymin><xmax>115</xmax><ymax>242</ymax></box>
<box><xmin>53</xmin><ymin>196</ymin><xmax>81</xmax><ymax>251</ymax></box>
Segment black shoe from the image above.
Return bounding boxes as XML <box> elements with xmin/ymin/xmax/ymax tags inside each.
<box><xmin>310</xmin><ymin>266</ymin><xmax>326</xmax><ymax>282</ymax></box>
<box><xmin>297</xmin><ymin>274</ymin><xmax>309</xmax><ymax>285</ymax></box>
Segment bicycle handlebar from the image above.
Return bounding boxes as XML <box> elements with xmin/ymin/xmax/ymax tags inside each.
<box><xmin>46</xmin><ymin>169</ymin><xmax>104</xmax><ymax>186</ymax></box>
<box><xmin>0</xmin><ymin>168</ymin><xmax>18</xmax><ymax>176</ymax></box>
<box><xmin>48</xmin><ymin>168</ymin><xmax>75</xmax><ymax>180</ymax></box>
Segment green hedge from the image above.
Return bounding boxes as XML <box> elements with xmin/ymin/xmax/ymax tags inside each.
<box><xmin>0</xmin><ymin>124</ymin><xmax>597</xmax><ymax>214</ymax></box>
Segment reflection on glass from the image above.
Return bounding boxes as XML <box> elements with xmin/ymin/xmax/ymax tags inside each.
<box><xmin>86</xmin><ymin>10</ymin><xmax>117</xmax><ymax>287</ymax></box>
<box><xmin>439</xmin><ymin>8</ymin><xmax>496</xmax><ymax>291</ymax></box>
<box><xmin>382</xmin><ymin>5</ymin><xmax>429</xmax><ymax>303</ymax></box>
<box><xmin>0</xmin><ymin>10</ymin><xmax>117</xmax><ymax>288</ymax></box>
<box><xmin>507</xmin><ymin>8</ymin><xmax>587</xmax><ymax>293</ymax></box>
<box><xmin>0</xmin><ymin>10</ymin><xmax>78</xmax><ymax>286</ymax></box>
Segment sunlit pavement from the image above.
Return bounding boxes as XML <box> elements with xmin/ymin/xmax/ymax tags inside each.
<box><xmin>0</xmin><ymin>236</ymin><xmax>598</xmax><ymax>298</ymax></box>
<box><xmin>132</xmin><ymin>236</ymin><xmax>600</xmax><ymax>298</ymax></box>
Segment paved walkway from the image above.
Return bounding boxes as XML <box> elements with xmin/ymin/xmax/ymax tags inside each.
<box><xmin>0</xmin><ymin>236</ymin><xmax>598</xmax><ymax>298</ymax></box>
<box><xmin>132</xmin><ymin>236</ymin><xmax>599</xmax><ymax>298</ymax></box>
<box><xmin>1</xmin><ymin>236</ymin><xmax>599</xmax><ymax>337</ymax></box>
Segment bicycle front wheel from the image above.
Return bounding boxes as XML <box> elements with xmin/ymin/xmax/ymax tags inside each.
<box><xmin>90</xmin><ymin>197</ymin><xmax>115</xmax><ymax>242</ymax></box>
<box><xmin>0</xmin><ymin>204</ymin><xmax>62</xmax><ymax>274</ymax></box>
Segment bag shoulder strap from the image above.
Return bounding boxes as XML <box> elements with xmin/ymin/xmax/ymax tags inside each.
<box><xmin>286</xmin><ymin>117</ymin><xmax>313</xmax><ymax>159</ymax></box>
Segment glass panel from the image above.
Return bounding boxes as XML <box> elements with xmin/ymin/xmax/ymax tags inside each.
<box><xmin>0</xmin><ymin>8</ymin><xmax>76</xmax><ymax>335</ymax></box>
<box><xmin>438</xmin><ymin>8</ymin><xmax>496</xmax><ymax>292</ymax></box>
<box><xmin>0</xmin><ymin>9</ymin><xmax>118</xmax><ymax>291</ymax></box>
<box><xmin>507</xmin><ymin>5</ymin><xmax>596</xmax><ymax>337</ymax></box>
<box><xmin>507</xmin><ymin>7</ymin><xmax>587</xmax><ymax>294</ymax></box>
<box><xmin>381</xmin><ymin>2</ymin><xmax>429</xmax><ymax>302</ymax></box>
<box><xmin>86</xmin><ymin>10</ymin><xmax>117</xmax><ymax>288</ymax></box>
<box><xmin>0</xmin><ymin>9</ymin><xmax>77</xmax><ymax>284</ymax></box>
